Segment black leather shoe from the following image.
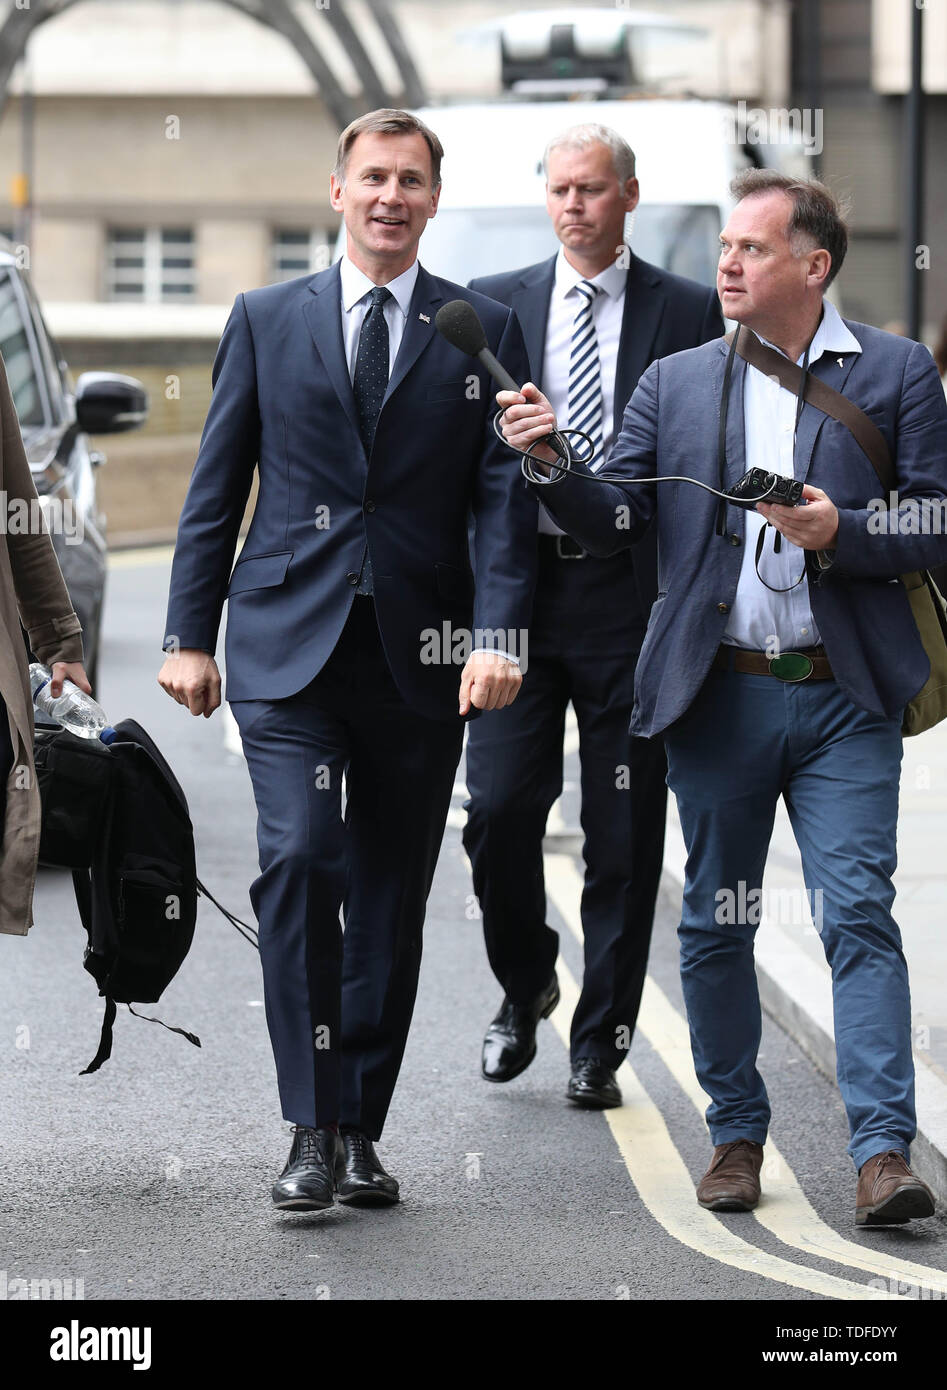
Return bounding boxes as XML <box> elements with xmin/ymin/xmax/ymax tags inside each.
<box><xmin>336</xmin><ymin>1130</ymin><xmax>400</xmax><ymax>1207</ymax></box>
<box><xmin>566</xmin><ymin>1058</ymin><xmax>622</xmax><ymax>1109</ymax></box>
<box><xmin>481</xmin><ymin>973</ymin><xmax>560</xmax><ymax>1082</ymax></box>
<box><xmin>271</xmin><ymin>1125</ymin><xmax>340</xmax><ymax>1210</ymax></box>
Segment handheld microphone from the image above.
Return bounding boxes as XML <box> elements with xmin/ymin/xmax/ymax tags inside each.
<box><xmin>435</xmin><ymin>299</ymin><xmax>569</xmax><ymax>462</ymax></box>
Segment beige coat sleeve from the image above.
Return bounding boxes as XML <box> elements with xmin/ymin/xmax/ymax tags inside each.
<box><xmin>0</xmin><ymin>353</ymin><xmax>84</xmax><ymax>666</ymax></box>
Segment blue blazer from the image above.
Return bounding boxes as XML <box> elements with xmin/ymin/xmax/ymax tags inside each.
<box><xmin>530</xmin><ymin>320</ymin><xmax>947</xmax><ymax>736</ymax></box>
<box><xmin>164</xmin><ymin>261</ymin><xmax>538</xmax><ymax>721</ymax></box>
<box><xmin>469</xmin><ymin>250</ymin><xmax>723</xmax><ymax>611</ymax></box>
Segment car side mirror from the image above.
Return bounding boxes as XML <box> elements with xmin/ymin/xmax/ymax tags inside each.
<box><xmin>75</xmin><ymin>372</ymin><xmax>149</xmax><ymax>435</ymax></box>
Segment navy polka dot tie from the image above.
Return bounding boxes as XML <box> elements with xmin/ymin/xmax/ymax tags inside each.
<box><xmin>352</xmin><ymin>284</ymin><xmax>392</xmax><ymax>595</ymax></box>
<box><xmin>353</xmin><ymin>285</ymin><xmax>392</xmax><ymax>455</ymax></box>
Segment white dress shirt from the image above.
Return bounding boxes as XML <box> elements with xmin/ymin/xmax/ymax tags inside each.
<box><xmin>539</xmin><ymin>247</ymin><xmax>627</xmax><ymax>536</ymax></box>
<box><xmin>339</xmin><ymin>255</ymin><xmax>418</xmax><ymax>380</ymax></box>
<box><xmin>723</xmin><ymin>298</ymin><xmax>863</xmax><ymax>651</ymax></box>
<box><xmin>337</xmin><ymin>254</ymin><xmax>519</xmax><ymax>667</ymax></box>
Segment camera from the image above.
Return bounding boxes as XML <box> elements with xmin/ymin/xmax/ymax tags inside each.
<box><xmin>723</xmin><ymin>468</ymin><xmax>804</xmax><ymax>510</ymax></box>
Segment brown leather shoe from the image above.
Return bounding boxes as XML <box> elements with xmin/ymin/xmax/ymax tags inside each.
<box><xmin>855</xmin><ymin>1150</ymin><xmax>935</xmax><ymax>1227</ymax></box>
<box><xmin>696</xmin><ymin>1139</ymin><xmax>764</xmax><ymax>1211</ymax></box>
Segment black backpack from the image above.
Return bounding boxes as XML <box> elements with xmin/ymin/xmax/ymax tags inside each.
<box><xmin>33</xmin><ymin>718</ymin><xmax>257</xmax><ymax>1073</ymax></box>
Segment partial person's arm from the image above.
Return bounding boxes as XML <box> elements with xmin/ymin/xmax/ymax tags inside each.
<box><xmin>159</xmin><ymin>293</ymin><xmax>261</xmax><ymax>716</ymax></box>
<box><xmin>461</xmin><ymin>306</ymin><xmax>538</xmax><ymax>714</ymax></box>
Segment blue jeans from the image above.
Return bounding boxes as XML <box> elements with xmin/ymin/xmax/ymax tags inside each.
<box><xmin>663</xmin><ymin>664</ymin><xmax>912</xmax><ymax>1172</ymax></box>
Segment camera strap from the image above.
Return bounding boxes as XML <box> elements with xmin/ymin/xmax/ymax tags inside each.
<box><xmin>726</xmin><ymin>325</ymin><xmax>893</xmax><ymax>484</ymax></box>
<box><xmin>719</xmin><ymin>325</ymin><xmax>812</xmax><ymax>590</ymax></box>
<box><xmin>728</xmin><ymin>320</ymin><xmax>898</xmax><ymax>592</ymax></box>
<box><xmin>715</xmin><ymin>331</ymin><xmax>741</xmax><ymax>536</ymax></box>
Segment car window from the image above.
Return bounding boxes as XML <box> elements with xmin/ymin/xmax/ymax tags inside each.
<box><xmin>0</xmin><ymin>268</ymin><xmax>44</xmax><ymax>427</ymax></box>
<box><xmin>18</xmin><ymin>272</ymin><xmax>65</xmax><ymax>416</ymax></box>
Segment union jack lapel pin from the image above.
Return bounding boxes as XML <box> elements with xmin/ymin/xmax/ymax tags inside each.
<box><xmin>419</xmin><ymin>312</ymin><xmax>431</xmax><ymax>323</ymax></box>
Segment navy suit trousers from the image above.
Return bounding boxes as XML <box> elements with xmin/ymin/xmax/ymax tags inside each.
<box><xmin>463</xmin><ymin>545</ymin><xmax>667</xmax><ymax>1067</ymax></box>
<box><xmin>230</xmin><ymin>598</ymin><xmax>463</xmax><ymax>1138</ymax></box>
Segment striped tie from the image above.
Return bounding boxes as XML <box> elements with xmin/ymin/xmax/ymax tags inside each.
<box><xmin>568</xmin><ymin>280</ymin><xmax>603</xmax><ymax>466</ymax></box>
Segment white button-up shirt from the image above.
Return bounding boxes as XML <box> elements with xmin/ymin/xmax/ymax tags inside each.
<box><xmin>337</xmin><ymin>255</ymin><xmax>520</xmax><ymax>666</ymax></box>
<box><xmin>539</xmin><ymin>247</ymin><xmax>627</xmax><ymax>536</ymax></box>
<box><xmin>723</xmin><ymin>298</ymin><xmax>862</xmax><ymax>651</ymax></box>
<box><xmin>339</xmin><ymin>255</ymin><xmax>417</xmax><ymax>380</ymax></box>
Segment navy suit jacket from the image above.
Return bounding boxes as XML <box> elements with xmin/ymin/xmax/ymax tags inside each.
<box><xmin>469</xmin><ymin>250</ymin><xmax>723</xmax><ymax>611</ymax></box>
<box><xmin>164</xmin><ymin>261</ymin><xmax>538</xmax><ymax>721</ymax></box>
<box><xmin>530</xmin><ymin>320</ymin><xmax>947</xmax><ymax>736</ymax></box>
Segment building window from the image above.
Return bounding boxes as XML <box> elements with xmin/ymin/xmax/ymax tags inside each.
<box><xmin>106</xmin><ymin>227</ymin><xmax>195</xmax><ymax>302</ymax></box>
<box><xmin>271</xmin><ymin>229</ymin><xmax>333</xmax><ymax>283</ymax></box>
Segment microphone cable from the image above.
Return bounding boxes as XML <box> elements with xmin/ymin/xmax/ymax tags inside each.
<box><xmin>491</xmin><ymin>409</ymin><xmax>789</xmax><ymax>507</ymax></box>
<box><xmin>492</xmin><ymin>410</ymin><xmax>809</xmax><ymax>593</ymax></box>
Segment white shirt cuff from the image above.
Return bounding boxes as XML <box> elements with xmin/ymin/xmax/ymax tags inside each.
<box><xmin>471</xmin><ymin>647</ymin><xmax>520</xmax><ymax>667</ymax></box>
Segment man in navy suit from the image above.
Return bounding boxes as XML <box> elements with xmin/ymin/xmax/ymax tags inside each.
<box><xmin>159</xmin><ymin>109</ymin><xmax>537</xmax><ymax>1210</ymax></box>
<box><xmin>499</xmin><ymin>171</ymin><xmax>945</xmax><ymax>1224</ymax></box>
<box><xmin>463</xmin><ymin>124</ymin><xmax>722</xmax><ymax>1107</ymax></box>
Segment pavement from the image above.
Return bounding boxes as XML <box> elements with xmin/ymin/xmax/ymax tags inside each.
<box><xmin>509</xmin><ymin>705</ymin><xmax>947</xmax><ymax>1206</ymax></box>
<box><xmin>457</xmin><ymin>707</ymin><xmax>947</xmax><ymax>1205</ymax></box>
<box><xmin>117</xmin><ymin>540</ymin><xmax>947</xmax><ymax>1204</ymax></box>
<box><xmin>4</xmin><ymin>546</ymin><xmax>946</xmax><ymax>1305</ymax></box>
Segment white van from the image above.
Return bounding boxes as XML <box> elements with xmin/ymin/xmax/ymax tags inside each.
<box><xmin>337</xmin><ymin>98</ymin><xmax>811</xmax><ymax>291</ymax></box>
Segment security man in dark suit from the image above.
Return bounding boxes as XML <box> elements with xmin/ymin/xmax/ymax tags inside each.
<box><xmin>159</xmin><ymin>110</ymin><xmax>537</xmax><ymax>1211</ymax></box>
<box><xmin>463</xmin><ymin>124</ymin><xmax>723</xmax><ymax>1107</ymax></box>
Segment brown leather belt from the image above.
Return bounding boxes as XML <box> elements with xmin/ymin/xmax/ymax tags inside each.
<box><xmin>713</xmin><ymin>644</ymin><xmax>834</xmax><ymax>682</ymax></box>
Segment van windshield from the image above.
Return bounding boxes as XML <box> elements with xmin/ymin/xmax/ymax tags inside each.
<box><xmin>417</xmin><ymin>204</ymin><xmax>721</xmax><ymax>288</ymax></box>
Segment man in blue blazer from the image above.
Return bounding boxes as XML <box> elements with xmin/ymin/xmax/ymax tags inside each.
<box><xmin>462</xmin><ymin>124</ymin><xmax>722</xmax><ymax>1109</ymax></box>
<box><xmin>159</xmin><ymin>109</ymin><xmax>537</xmax><ymax>1211</ymax></box>
<box><xmin>499</xmin><ymin>170</ymin><xmax>946</xmax><ymax>1225</ymax></box>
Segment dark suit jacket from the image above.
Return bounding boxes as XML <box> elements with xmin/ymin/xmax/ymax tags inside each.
<box><xmin>469</xmin><ymin>249</ymin><xmax>723</xmax><ymax>611</ymax></box>
<box><xmin>531</xmin><ymin>321</ymin><xmax>947</xmax><ymax>736</ymax></box>
<box><xmin>164</xmin><ymin>260</ymin><xmax>538</xmax><ymax>721</ymax></box>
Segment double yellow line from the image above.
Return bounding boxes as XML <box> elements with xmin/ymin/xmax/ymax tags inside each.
<box><xmin>542</xmin><ymin>852</ymin><xmax>947</xmax><ymax>1301</ymax></box>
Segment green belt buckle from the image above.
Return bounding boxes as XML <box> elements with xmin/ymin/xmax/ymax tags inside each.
<box><xmin>768</xmin><ymin>651</ymin><xmax>814</xmax><ymax>682</ymax></box>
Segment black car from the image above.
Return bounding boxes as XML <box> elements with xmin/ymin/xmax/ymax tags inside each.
<box><xmin>0</xmin><ymin>241</ymin><xmax>148</xmax><ymax>688</ymax></box>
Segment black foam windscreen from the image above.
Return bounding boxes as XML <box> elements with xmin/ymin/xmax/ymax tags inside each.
<box><xmin>435</xmin><ymin>299</ymin><xmax>488</xmax><ymax>357</ymax></box>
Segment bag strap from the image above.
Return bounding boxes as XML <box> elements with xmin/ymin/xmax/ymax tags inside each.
<box><xmin>126</xmin><ymin>1004</ymin><xmax>201</xmax><ymax>1049</ymax></box>
<box><xmin>78</xmin><ymin>999</ymin><xmax>201</xmax><ymax>1075</ymax></box>
<box><xmin>726</xmin><ymin>326</ymin><xmax>896</xmax><ymax>494</ymax></box>
<box><xmin>72</xmin><ymin>867</ymin><xmax>93</xmax><ymax>935</ymax></box>
<box><xmin>79</xmin><ymin>997</ymin><xmax>117</xmax><ymax>1075</ymax></box>
<box><xmin>196</xmin><ymin>876</ymin><xmax>259</xmax><ymax>948</ymax></box>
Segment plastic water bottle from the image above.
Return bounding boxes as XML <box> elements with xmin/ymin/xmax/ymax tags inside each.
<box><xmin>29</xmin><ymin>663</ymin><xmax>116</xmax><ymax>742</ymax></box>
